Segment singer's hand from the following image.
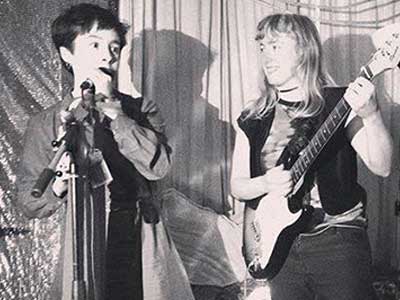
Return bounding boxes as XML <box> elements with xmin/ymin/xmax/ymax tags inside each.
<box><xmin>95</xmin><ymin>99</ymin><xmax>123</xmax><ymax>120</ymax></box>
<box><xmin>85</xmin><ymin>68</ymin><xmax>114</xmax><ymax>98</ymax></box>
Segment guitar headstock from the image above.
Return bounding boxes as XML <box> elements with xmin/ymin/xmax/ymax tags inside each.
<box><xmin>363</xmin><ymin>23</ymin><xmax>400</xmax><ymax>79</ymax></box>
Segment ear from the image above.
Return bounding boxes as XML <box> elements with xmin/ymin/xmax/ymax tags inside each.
<box><xmin>59</xmin><ymin>46</ymin><xmax>74</xmax><ymax>65</ymax></box>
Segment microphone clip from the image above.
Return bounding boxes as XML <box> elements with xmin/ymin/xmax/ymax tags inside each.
<box><xmin>80</xmin><ymin>79</ymin><xmax>96</xmax><ymax>111</ymax></box>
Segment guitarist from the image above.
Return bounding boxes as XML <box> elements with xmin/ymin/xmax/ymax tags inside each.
<box><xmin>231</xmin><ymin>14</ymin><xmax>393</xmax><ymax>300</ymax></box>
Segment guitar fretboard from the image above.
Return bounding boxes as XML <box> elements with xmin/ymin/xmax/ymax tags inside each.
<box><xmin>288</xmin><ymin>62</ymin><xmax>376</xmax><ymax>186</ymax></box>
<box><xmin>290</xmin><ymin>97</ymin><xmax>351</xmax><ymax>185</ymax></box>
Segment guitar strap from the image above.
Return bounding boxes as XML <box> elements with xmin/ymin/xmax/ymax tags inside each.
<box><xmin>237</xmin><ymin>88</ymin><xmax>341</xmax><ymax>210</ymax></box>
<box><xmin>275</xmin><ymin>109</ymin><xmax>319</xmax><ymax>211</ymax></box>
<box><xmin>275</xmin><ymin>88</ymin><xmax>348</xmax><ymax>212</ymax></box>
<box><xmin>276</xmin><ymin>114</ymin><xmax>319</xmax><ymax>167</ymax></box>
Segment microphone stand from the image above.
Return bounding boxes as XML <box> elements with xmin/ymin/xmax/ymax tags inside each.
<box><xmin>63</xmin><ymin>114</ymin><xmax>90</xmax><ymax>300</ymax></box>
<box><xmin>31</xmin><ymin>106</ymin><xmax>93</xmax><ymax>300</ymax></box>
<box><xmin>70</xmin><ymin>83</ymin><xmax>98</xmax><ymax>300</ymax></box>
<box><xmin>68</xmin><ymin>151</ymin><xmax>87</xmax><ymax>300</ymax></box>
<box><xmin>69</xmin><ymin>85</ymin><xmax>97</xmax><ymax>300</ymax></box>
<box><xmin>32</xmin><ymin>80</ymin><xmax>103</xmax><ymax>299</ymax></box>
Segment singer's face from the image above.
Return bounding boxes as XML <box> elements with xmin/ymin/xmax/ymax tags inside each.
<box><xmin>258</xmin><ymin>33</ymin><xmax>301</xmax><ymax>89</ymax></box>
<box><xmin>64</xmin><ymin>23</ymin><xmax>122</xmax><ymax>86</ymax></box>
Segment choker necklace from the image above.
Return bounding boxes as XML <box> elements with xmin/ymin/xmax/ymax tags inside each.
<box><xmin>278</xmin><ymin>86</ymin><xmax>299</xmax><ymax>93</ymax></box>
<box><xmin>278</xmin><ymin>98</ymin><xmax>302</xmax><ymax>108</ymax></box>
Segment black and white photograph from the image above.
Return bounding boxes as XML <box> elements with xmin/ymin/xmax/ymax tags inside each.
<box><xmin>0</xmin><ymin>1</ymin><xmax>399</xmax><ymax>299</ymax></box>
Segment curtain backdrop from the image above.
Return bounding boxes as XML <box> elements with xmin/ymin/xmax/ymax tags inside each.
<box><xmin>0</xmin><ymin>0</ymin><xmax>399</xmax><ymax>299</ymax></box>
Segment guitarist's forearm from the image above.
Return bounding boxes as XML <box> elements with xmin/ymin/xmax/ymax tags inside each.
<box><xmin>231</xmin><ymin>165</ymin><xmax>293</xmax><ymax>200</ymax></box>
<box><xmin>353</xmin><ymin>110</ymin><xmax>393</xmax><ymax>177</ymax></box>
<box><xmin>362</xmin><ymin>110</ymin><xmax>393</xmax><ymax>176</ymax></box>
<box><xmin>231</xmin><ymin>176</ymin><xmax>268</xmax><ymax>200</ymax></box>
<box><xmin>345</xmin><ymin>77</ymin><xmax>394</xmax><ymax>177</ymax></box>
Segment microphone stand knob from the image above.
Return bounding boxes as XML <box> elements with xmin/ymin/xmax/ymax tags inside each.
<box><xmin>52</xmin><ymin>140</ymin><xmax>61</xmax><ymax>147</ymax></box>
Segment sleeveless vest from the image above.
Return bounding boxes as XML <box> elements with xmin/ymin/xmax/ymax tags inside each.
<box><xmin>238</xmin><ymin>87</ymin><xmax>366</xmax><ymax>215</ymax></box>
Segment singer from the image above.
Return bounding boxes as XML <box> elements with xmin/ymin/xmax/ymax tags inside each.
<box><xmin>16</xmin><ymin>3</ymin><xmax>171</xmax><ymax>300</ymax></box>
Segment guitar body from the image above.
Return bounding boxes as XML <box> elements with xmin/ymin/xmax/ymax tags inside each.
<box><xmin>243</xmin><ymin>195</ymin><xmax>313</xmax><ymax>280</ymax></box>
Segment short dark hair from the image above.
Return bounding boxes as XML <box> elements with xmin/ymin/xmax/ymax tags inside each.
<box><xmin>51</xmin><ymin>3</ymin><xmax>128</xmax><ymax>52</ymax></box>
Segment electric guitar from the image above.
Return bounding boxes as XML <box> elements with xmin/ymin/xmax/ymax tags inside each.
<box><xmin>243</xmin><ymin>23</ymin><xmax>400</xmax><ymax>280</ymax></box>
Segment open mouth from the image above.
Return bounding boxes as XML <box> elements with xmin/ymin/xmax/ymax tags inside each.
<box><xmin>99</xmin><ymin>67</ymin><xmax>114</xmax><ymax>77</ymax></box>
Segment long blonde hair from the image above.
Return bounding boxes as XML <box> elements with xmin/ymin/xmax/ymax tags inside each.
<box><xmin>244</xmin><ymin>14</ymin><xmax>333</xmax><ymax>120</ymax></box>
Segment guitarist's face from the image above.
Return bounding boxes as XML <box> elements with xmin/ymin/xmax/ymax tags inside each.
<box><xmin>258</xmin><ymin>33</ymin><xmax>301</xmax><ymax>89</ymax></box>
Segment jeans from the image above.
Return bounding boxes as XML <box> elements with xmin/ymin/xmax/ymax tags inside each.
<box><xmin>106</xmin><ymin>209</ymin><xmax>143</xmax><ymax>300</ymax></box>
<box><xmin>269</xmin><ymin>226</ymin><xmax>377</xmax><ymax>300</ymax></box>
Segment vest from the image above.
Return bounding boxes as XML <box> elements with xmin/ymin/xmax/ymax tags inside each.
<box><xmin>238</xmin><ymin>87</ymin><xmax>366</xmax><ymax>215</ymax></box>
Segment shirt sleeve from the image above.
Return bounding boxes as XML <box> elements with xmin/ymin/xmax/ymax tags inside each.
<box><xmin>16</xmin><ymin>112</ymin><xmax>65</xmax><ymax>219</ymax></box>
<box><xmin>110</xmin><ymin>96</ymin><xmax>171</xmax><ymax>180</ymax></box>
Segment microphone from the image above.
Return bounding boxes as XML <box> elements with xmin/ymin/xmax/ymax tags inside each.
<box><xmin>80</xmin><ymin>79</ymin><xmax>95</xmax><ymax>92</ymax></box>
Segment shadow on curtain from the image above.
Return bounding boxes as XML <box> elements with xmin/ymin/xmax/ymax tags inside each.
<box><xmin>128</xmin><ymin>29</ymin><xmax>236</xmax><ymax>214</ymax></box>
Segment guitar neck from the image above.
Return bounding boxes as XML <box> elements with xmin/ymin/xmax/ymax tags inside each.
<box><xmin>290</xmin><ymin>97</ymin><xmax>351</xmax><ymax>185</ymax></box>
<box><xmin>289</xmin><ymin>67</ymin><xmax>374</xmax><ymax>186</ymax></box>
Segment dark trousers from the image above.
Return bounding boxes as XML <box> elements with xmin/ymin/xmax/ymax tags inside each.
<box><xmin>269</xmin><ymin>226</ymin><xmax>377</xmax><ymax>300</ymax></box>
<box><xmin>106</xmin><ymin>209</ymin><xmax>143</xmax><ymax>300</ymax></box>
